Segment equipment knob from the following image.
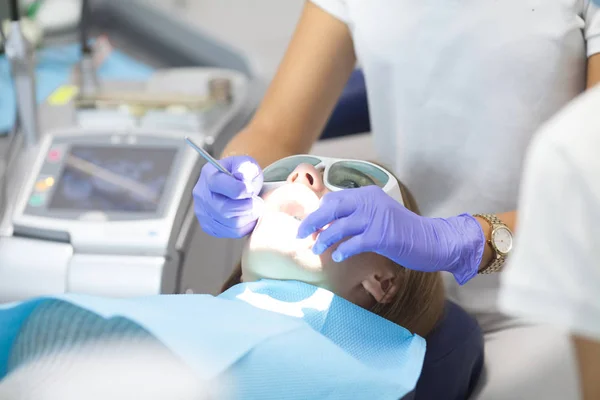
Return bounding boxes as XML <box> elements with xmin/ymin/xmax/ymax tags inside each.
<box><xmin>208</xmin><ymin>78</ymin><xmax>232</xmax><ymax>105</ymax></box>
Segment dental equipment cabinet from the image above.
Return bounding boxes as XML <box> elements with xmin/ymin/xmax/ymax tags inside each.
<box><xmin>0</xmin><ymin>0</ymin><xmax>258</xmax><ymax>302</ymax></box>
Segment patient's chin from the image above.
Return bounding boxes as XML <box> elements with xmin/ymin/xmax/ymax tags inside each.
<box><xmin>243</xmin><ymin>196</ymin><xmax>325</xmax><ymax>286</ymax></box>
<box><xmin>241</xmin><ymin>248</ymin><xmax>324</xmax><ymax>285</ymax></box>
<box><xmin>249</xmin><ymin>210</ymin><xmax>317</xmax><ymax>254</ymax></box>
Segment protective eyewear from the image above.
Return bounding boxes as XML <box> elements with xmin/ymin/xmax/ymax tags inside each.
<box><xmin>261</xmin><ymin>155</ymin><xmax>404</xmax><ymax>205</ymax></box>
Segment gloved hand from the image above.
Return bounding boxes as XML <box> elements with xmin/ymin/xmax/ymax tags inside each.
<box><xmin>297</xmin><ymin>186</ymin><xmax>485</xmax><ymax>284</ymax></box>
<box><xmin>193</xmin><ymin>155</ymin><xmax>264</xmax><ymax>239</ymax></box>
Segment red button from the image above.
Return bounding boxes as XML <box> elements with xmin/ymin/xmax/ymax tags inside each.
<box><xmin>48</xmin><ymin>149</ymin><xmax>61</xmax><ymax>162</ymax></box>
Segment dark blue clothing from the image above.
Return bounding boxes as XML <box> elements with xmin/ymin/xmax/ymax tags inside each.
<box><xmin>406</xmin><ymin>301</ymin><xmax>484</xmax><ymax>400</ymax></box>
<box><xmin>321</xmin><ymin>69</ymin><xmax>370</xmax><ymax>139</ymax></box>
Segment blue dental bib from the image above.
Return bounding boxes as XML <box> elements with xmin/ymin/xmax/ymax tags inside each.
<box><xmin>0</xmin><ymin>280</ymin><xmax>425</xmax><ymax>399</ymax></box>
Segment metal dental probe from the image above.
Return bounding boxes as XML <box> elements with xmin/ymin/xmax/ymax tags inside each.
<box><xmin>184</xmin><ymin>136</ymin><xmax>233</xmax><ymax>177</ymax></box>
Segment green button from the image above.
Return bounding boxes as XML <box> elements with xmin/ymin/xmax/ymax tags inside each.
<box><xmin>29</xmin><ymin>194</ymin><xmax>45</xmax><ymax>207</ymax></box>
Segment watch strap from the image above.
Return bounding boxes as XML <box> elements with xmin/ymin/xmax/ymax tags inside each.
<box><xmin>478</xmin><ymin>256</ymin><xmax>505</xmax><ymax>274</ymax></box>
<box><xmin>473</xmin><ymin>213</ymin><xmax>507</xmax><ymax>274</ymax></box>
<box><xmin>476</xmin><ymin>213</ymin><xmax>503</xmax><ymax>227</ymax></box>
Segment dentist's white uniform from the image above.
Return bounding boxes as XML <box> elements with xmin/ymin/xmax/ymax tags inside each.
<box><xmin>310</xmin><ymin>0</ymin><xmax>600</xmax><ymax>398</ymax></box>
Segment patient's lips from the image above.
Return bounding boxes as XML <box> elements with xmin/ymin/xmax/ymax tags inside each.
<box><xmin>280</xmin><ymin>202</ymin><xmax>306</xmax><ymax>221</ymax></box>
<box><xmin>265</xmin><ymin>183</ymin><xmax>320</xmax><ymax>220</ymax></box>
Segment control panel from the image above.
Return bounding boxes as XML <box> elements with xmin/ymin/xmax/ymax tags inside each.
<box><xmin>10</xmin><ymin>127</ymin><xmax>201</xmax><ymax>257</ymax></box>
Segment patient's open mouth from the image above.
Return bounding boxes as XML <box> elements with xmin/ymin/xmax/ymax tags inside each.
<box><xmin>264</xmin><ymin>183</ymin><xmax>320</xmax><ymax>222</ymax></box>
<box><xmin>279</xmin><ymin>201</ymin><xmax>306</xmax><ymax>221</ymax></box>
<box><xmin>252</xmin><ymin>183</ymin><xmax>322</xmax><ymax>251</ymax></box>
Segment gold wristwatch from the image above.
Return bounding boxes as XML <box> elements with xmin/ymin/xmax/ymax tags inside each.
<box><xmin>473</xmin><ymin>214</ymin><xmax>513</xmax><ymax>274</ymax></box>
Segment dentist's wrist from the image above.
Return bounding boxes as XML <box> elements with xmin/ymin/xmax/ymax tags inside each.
<box><xmin>446</xmin><ymin>213</ymin><xmax>486</xmax><ymax>285</ymax></box>
<box><xmin>473</xmin><ymin>215</ymin><xmax>495</xmax><ymax>271</ymax></box>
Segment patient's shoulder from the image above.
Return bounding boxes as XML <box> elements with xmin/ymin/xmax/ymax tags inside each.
<box><xmin>415</xmin><ymin>301</ymin><xmax>484</xmax><ymax>400</ymax></box>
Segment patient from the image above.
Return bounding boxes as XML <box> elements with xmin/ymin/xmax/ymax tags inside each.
<box><xmin>0</xmin><ymin>156</ymin><xmax>482</xmax><ymax>400</ymax></box>
<box><xmin>221</xmin><ymin>156</ymin><xmax>445</xmax><ymax>337</ymax></box>
<box><xmin>221</xmin><ymin>155</ymin><xmax>484</xmax><ymax>399</ymax></box>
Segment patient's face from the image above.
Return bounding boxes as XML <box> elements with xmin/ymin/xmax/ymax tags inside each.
<box><xmin>241</xmin><ymin>163</ymin><xmax>400</xmax><ymax>309</ymax></box>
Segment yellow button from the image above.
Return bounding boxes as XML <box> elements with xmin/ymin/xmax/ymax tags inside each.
<box><xmin>35</xmin><ymin>177</ymin><xmax>54</xmax><ymax>192</ymax></box>
<box><xmin>35</xmin><ymin>180</ymin><xmax>47</xmax><ymax>192</ymax></box>
<box><xmin>48</xmin><ymin>85</ymin><xmax>79</xmax><ymax>106</ymax></box>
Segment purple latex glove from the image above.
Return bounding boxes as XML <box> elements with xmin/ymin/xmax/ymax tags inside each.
<box><xmin>193</xmin><ymin>155</ymin><xmax>264</xmax><ymax>239</ymax></box>
<box><xmin>297</xmin><ymin>186</ymin><xmax>485</xmax><ymax>285</ymax></box>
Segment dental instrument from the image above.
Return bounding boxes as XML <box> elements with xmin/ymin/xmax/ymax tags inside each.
<box><xmin>184</xmin><ymin>136</ymin><xmax>233</xmax><ymax>177</ymax></box>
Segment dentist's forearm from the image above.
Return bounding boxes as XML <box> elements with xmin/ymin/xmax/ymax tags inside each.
<box><xmin>221</xmin><ymin>124</ymin><xmax>311</xmax><ymax>169</ymax></box>
<box><xmin>220</xmin><ymin>1</ymin><xmax>356</xmax><ymax>169</ymax></box>
<box><xmin>586</xmin><ymin>53</ymin><xmax>600</xmax><ymax>89</ymax></box>
<box><xmin>473</xmin><ymin>210</ymin><xmax>517</xmax><ymax>272</ymax></box>
<box><xmin>573</xmin><ymin>335</ymin><xmax>600</xmax><ymax>400</ymax></box>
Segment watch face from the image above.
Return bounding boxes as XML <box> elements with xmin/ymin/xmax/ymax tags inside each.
<box><xmin>493</xmin><ymin>226</ymin><xmax>513</xmax><ymax>255</ymax></box>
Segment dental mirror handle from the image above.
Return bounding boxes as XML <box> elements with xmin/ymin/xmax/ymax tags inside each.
<box><xmin>184</xmin><ymin>137</ymin><xmax>234</xmax><ymax>177</ymax></box>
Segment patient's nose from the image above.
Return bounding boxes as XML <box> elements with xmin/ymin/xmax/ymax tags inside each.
<box><xmin>287</xmin><ymin>164</ymin><xmax>325</xmax><ymax>193</ymax></box>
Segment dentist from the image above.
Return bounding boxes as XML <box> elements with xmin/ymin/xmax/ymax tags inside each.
<box><xmin>194</xmin><ymin>1</ymin><xmax>600</xmax><ymax>397</ymax></box>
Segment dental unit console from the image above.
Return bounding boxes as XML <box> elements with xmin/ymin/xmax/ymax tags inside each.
<box><xmin>0</xmin><ymin>112</ymin><xmax>245</xmax><ymax>303</ymax></box>
<box><xmin>0</xmin><ymin>0</ymin><xmax>258</xmax><ymax>303</ymax></box>
<box><xmin>0</xmin><ymin>65</ymin><xmax>255</xmax><ymax>304</ymax></box>
<box><xmin>0</xmin><ymin>65</ymin><xmax>253</xmax><ymax>303</ymax></box>
<box><xmin>12</xmin><ymin>129</ymin><xmax>195</xmax><ymax>252</ymax></box>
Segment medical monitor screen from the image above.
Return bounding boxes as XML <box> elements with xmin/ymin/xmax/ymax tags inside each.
<box><xmin>48</xmin><ymin>145</ymin><xmax>178</xmax><ymax>213</ymax></box>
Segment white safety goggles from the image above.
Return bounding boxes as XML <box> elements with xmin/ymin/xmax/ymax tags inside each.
<box><xmin>261</xmin><ymin>155</ymin><xmax>404</xmax><ymax>206</ymax></box>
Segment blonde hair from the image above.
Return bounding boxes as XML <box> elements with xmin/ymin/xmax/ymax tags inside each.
<box><xmin>367</xmin><ymin>181</ymin><xmax>445</xmax><ymax>336</ymax></box>
<box><xmin>221</xmin><ymin>166</ymin><xmax>445</xmax><ymax>337</ymax></box>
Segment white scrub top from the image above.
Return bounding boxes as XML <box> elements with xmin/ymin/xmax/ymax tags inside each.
<box><xmin>311</xmin><ymin>0</ymin><xmax>600</xmax><ymax>316</ymax></box>
<box><xmin>500</xmin><ymin>85</ymin><xmax>600</xmax><ymax>341</ymax></box>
